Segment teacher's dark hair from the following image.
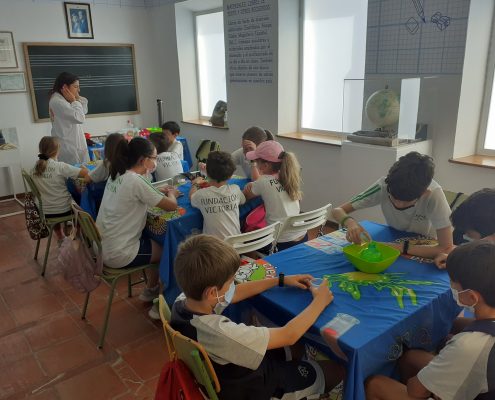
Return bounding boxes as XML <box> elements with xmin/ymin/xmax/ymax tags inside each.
<box><xmin>110</xmin><ymin>137</ymin><xmax>156</xmax><ymax>180</ymax></box>
<box><xmin>49</xmin><ymin>72</ymin><xmax>79</xmax><ymax>97</ymax></box>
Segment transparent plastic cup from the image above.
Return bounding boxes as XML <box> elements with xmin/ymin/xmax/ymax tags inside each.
<box><xmin>310</xmin><ymin>278</ymin><xmax>327</xmax><ymax>288</ymax></box>
<box><xmin>321</xmin><ymin>313</ymin><xmax>360</xmax><ymax>338</ymax></box>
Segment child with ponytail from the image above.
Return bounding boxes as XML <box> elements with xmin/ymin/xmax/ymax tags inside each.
<box><xmin>231</xmin><ymin>126</ymin><xmax>274</xmax><ymax>180</ymax></box>
<box><xmin>96</xmin><ymin>137</ymin><xmax>179</xmax><ymax>319</ymax></box>
<box><xmin>243</xmin><ymin>141</ymin><xmax>307</xmax><ymax>251</ymax></box>
<box><xmin>31</xmin><ymin>136</ymin><xmax>88</xmax><ymax>243</ymax></box>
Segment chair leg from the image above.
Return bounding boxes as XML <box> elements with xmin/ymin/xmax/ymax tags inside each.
<box><xmin>34</xmin><ymin>238</ymin><xmax>41</xmax><ymax>260</ymax></box>
<box><xmin>98</xmin><ymin>279</ymin><xmax>118</xmax><ymax>348</ymax></box>
<box><xmin>81</xmin><ymin>292</ymin><xmax>90</xmax><ymax>320</ymax></box>
<box><xmin>127</xmin><ymin>274</ymin><xmax>132</xmax><ymax>298</ymax></box>
<box><xmin>41</xmin><ymin>226</ymin><xmax>54</xmax><ymax>277</ymax></box>
<box><xmin>142</xmin><ymin>269</ymin><xmax>148</xmax><ymax>284</ymax></box>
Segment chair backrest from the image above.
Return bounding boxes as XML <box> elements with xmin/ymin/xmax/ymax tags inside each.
<box><xmin>443</xmin><ymin>190</ymin><xmax>469</xmax><ymax>211</ymax></box>
<box><xmin>22</xmin><ymin>169</ymin><xmax>45</xmax><ymax>221</ymax></box>
<box><xmin>225</xmin><ymin>221</ymin><xmax>281</xmax><ymax>254</ymax></box>
<box><xmin>71</xmin><ymin>202</ymin><xmax>102</xmax><ymax>257</ymax></box>
<box><xmin>157</xmin><ymin>295</ymin><xmax>220</xmax><ymax>398</ymax></box>
<box><xmin>280</xmin><ymin>203</ymin><xmax>332</xmax><ymax>238</ymax></box>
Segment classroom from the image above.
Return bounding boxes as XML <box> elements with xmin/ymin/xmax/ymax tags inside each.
<box><xmin>0</xmin><ymin>0</ymin><xmax>494</xmax><ymax>399</ymax></box>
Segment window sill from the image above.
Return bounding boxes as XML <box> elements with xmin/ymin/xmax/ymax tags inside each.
<box><xmin>182</xmin><ymin>119</ymin><xmax>229</xmax><ymax>130</ymax></box>
<box><xmin>277</xmin><ymin>131</ymin><xmax>343</xmax><ymax>147</ymax></box>
<box><xmin>449</xmin><ymin>154</ymin><xmax>495</xmax><ymax>170</ymax></box>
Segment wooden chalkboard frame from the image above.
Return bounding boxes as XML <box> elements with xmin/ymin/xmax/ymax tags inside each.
<box><xmin>23</xmin><ymin>42</ymin><xmax>140</xmax><ymax>122</ymax></box>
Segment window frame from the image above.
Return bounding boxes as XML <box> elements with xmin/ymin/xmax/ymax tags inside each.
<box><xmin>193</xmin><ymin>7</ymin><xmax>225</xmax><ymax>120</ymax></box>
<box><xmin>477</xmin><ymin>8</ymin><xmax>495</xmax><ymax>156</ymax></box>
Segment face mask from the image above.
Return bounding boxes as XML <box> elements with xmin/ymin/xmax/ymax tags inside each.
<box><xmin>146</xmin><ymin>158</ymin><xmax>157</xmax><ymax>174</ymax></box>
<box><xmin>214</xmin><ymin>281</ymin><xmax>236</xmax><ymax>314</ymax></box>
<box><xmin>462</xmin><ymin>234</ymin><xmax>474</xmax><ymax>242</ymax></box>
<box><xmin>450</xmin><ymin>287</ymin><xmax>478</xmax><ymax>313</ymax></box>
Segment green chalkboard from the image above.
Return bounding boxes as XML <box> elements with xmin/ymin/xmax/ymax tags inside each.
<box><xmin>23</xmin><ymin>43</ymin><xmax>140</xmax><ymax>122</ymax></box>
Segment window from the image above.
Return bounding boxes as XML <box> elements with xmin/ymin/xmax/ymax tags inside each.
<box><xmin>300</xmin><ymin>0</ymin><xmax>368</xmax><ymax>133</ymax></box>
<box><xmin>195</xmin><ymin>10</ymin><xmax>226</xmax><ymax>118</ymax></box>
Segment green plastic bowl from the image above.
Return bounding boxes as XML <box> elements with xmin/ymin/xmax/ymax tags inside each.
<box><xmin>343</xmin><ymin>242</ymin><xmax>400</xmax><ymax>274</ymax></box>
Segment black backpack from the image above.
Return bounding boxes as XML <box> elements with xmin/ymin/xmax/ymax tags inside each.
<box><xmin>195</xmin><ymin>140</ymin><xmax>220</xmax><ymax>166</ymax></box>
<box><xmin>463</xmin><ymin>320</ymin><xmax>495</xmax><ymax>400</ymax></box>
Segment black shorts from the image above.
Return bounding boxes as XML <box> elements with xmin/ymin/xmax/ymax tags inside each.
<box><xmin>123</xmin><ymin>236</ymin><xmax>153</xmax><ymax>268</ymax></box>
<box><xmin>216</xmin><ymin>353</ymin><xmax>325</xmax><ymax>400</ymax></box>
<box><xmin>44</xmin><ymin>210</ymin><xmax>73</xmax><ymax>219</ymax></box>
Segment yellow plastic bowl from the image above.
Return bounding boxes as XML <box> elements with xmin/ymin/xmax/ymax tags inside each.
<box><xmin>343</xmin><ymin>242</ymin><xmax>400</xmax><ymax>274</ymax></box>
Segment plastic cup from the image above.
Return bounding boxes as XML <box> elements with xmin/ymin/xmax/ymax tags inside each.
<box><xmin>310</xmin><ymin>278</ymin><xmax>326</xmax><ymax>288</ymax></box>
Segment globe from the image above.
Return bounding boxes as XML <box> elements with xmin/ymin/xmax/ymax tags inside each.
<box><xmin>365</xmin><ymin>89</ymin><xmax>400</xmax><ymax>129</ymax></box>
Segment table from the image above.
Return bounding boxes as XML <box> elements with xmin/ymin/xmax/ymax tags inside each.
<box><xmin>249</xmin><ymin>221</ymin><xmax>460</xmax><ymax>400</ymax></box>
<box><xmin>149</xmin><ymin>179</ymin><xmax>262</xmax><ymax>304</ymax></box>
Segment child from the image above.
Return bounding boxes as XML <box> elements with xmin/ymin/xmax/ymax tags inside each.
<box><xmin>31</xmin><ymin>136</ymin><xmax>88</xmax><ymax>243</ymax></box>
<box><xmin>161</xmin><ymin>121</ymin><xmax>183</xmax><ymax>160</ymax></box>
<box><xmin>435</xmin><ymin>188</ymin><xmax>495</xmax><ymax>268</ymax></box>
<box><xmin>171</xmin><ymin>234</ymin><xmax>345</xmax><ymax>400</ymax></box>
<box><xmin>96</xmin><ymin>137</ymin><xmax>178</xmax><ymax>318</ymax></box>
<box><xmin>231</xmin><ymin>126</ymin><xmax>274</xmax><ymax>180</ymax></box>
<box><xmin>84</xmin><ymin>133</ymin><xmax>126</xmax><ymax>183</ymax></box>
<box><xmin>149</xmin><ymin>132</ymin><xmax>183</xmax><ymax>182</ymax></box>
<box><xmin>331</xmin><ymin>152</ymin><xmax>453</xmax><ymax>260</ymax></box>
<box><xmin>190</xmin><ymin>151</ymin><xmax>245</xmax><ymax>239</ymax></box>
<box><xmin>243</xmin><ymin>140</ymin><xmax>307</xmax><ymax>251</ymax></box>
<box><xmin>366</xmin><ymin>240</ymin><xmax>495</xmax><ymax>400</ymax></box>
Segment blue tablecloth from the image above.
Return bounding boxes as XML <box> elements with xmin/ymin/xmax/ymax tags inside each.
<box><xmin>249</xmin><ymin>221</ymin><xmax>460</xmax><ymax>400</ymax></box>
<box><xmin>148</xmin><ymin>179</ymin><xmax>262</xmax><ymax>304</ymax></box>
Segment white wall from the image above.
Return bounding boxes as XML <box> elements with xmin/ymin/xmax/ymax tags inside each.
<box><xmin>0</xmin><ymin>0</ymin><xmax>162</xmax><ymax>196</ymax></box>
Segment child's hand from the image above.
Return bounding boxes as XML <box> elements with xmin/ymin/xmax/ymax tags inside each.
<box><xmin>242</xmin><ymin>139</ymin><xmax>256</xmax><ymax>154</ymax></box>
<box><xmin>198</xmin><ymin>162</ymin><xmax>207</xmax><ymax>175</ymax></box>
<box><xmin>434</xmin><ymin>252</ymin><xmax>448</xmax><ymax>269</ymax></box>
<box><xmin>284</xmin><ymin>274</ymin><xmax>313</xmax><ymax>290</ymax></box>
<box><xmin>61</xmin><ymin>85</ymin><xmax>76</xmax><ymax>103</ymax></box>
<box><xmin>310</xmin><ymin>278</ymin><xmax>334</xmax><ymax>307</ymax></box>
<box><xmin>345</xmin><ymin>219</ymin><xmax>370</xmax><ymax>244</ymax></box>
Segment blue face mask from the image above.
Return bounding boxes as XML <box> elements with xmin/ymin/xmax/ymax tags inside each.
<box><xmin>214</xmin><ymin>281</ymin><xmax>236</xmax><ymax>314</ymax></box>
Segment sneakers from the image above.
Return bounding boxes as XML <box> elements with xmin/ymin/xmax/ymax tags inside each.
<box><xmin>139</xmin><ymin>285</ymin><xmax>160</xmax><ymax>302</ymax></box>
<box><xmin>148</xmin><ymin>302</ymin><xmax>160</xmax><ymax>320</ymax></box>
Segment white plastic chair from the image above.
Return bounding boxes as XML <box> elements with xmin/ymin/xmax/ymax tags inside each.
<box><xmin>225</xmin><ymin>221</ymin><xmax>281</xmax><ymax>255</ymax></box>
<box><xmin>280</xmin><ymin>203</ymin><xmax>332</xmax><ymax>240</ymax></box>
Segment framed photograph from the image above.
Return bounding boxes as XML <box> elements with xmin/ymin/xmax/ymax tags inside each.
<box><xmin>0</xmin><ymin>72</ymin><xmax>26</xmax><ymax>93</ymax></box>
<box><xmin>0</xmin><ymin>32</ymin><xmax>18</xmax><ymax>68</ymax></box>
<box><xmin>64</xmin><ymin>2</ymin><xmax>94</xmax><ymax>39</ymax></box>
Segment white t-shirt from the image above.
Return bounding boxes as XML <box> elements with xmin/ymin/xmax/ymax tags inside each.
<box><xmin>251</xmin><ymin>175</ymin><xmax>304</xmax><ymax>243</ymax></box>
<box><xmin>96</xmin><ymin>171</ymin><xmax>164</xmax><ymax>268</ymax></box>
<box><xmin>31</xmin><ymin>159</ymin><xmax>80</xmax><ymax>214</ymax></box>
<box><xmin>191</xmin><ymin>184</ymin><xmax>246</xmax><ymax>239</ymax></box>
<box><xmin>88</xmin><ymin>160</ymin><xmax>109</xmax><ymax>183</ymax></box>
<box><xmin>351</xmin><ymin>177</ymin><xmax>451</xmax><ymax>238</ymax></box>
<box><xmin>231</xmin><ymin>148</ymin><xmax>252</xmax><ymax>178</ymax></box>
<box><xmin>155</xmin><ymin>151</ymin><xmax>183</xmax><ymax>182</ymax></box>
<box><xmin>417</xmin><ymin>330</ymin><xmax>495</xmax><ymax>400</ymax></box>
<box><xmin>169</xmin><ymin>140</ymin><xmax>184</xmax><ymax>160</ymax></box>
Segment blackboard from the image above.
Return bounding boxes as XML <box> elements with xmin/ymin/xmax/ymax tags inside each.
<box><xmin>23</xmin><ymin>43</ymin><xmax>139</xmax><ymax>122</ymax></box>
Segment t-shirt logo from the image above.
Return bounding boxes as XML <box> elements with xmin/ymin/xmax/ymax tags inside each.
<box><xmin>200</xmin><ymin>193</ymin><xmax>239</xmax><ymax>214</ymax></box>
<box><xmin>413</xmin><ymin>214</ymin><xmax>427</xmax><ymax>222</ymax></box>
<box><xmin>297</xmin><ymin>365</ymin><xmax>309</xmax><ymax>378</ymax></box>
<box><xmin>268</xmin><ymin>178</ymin><xmax>285</xmax><ymax>193</ymax></box>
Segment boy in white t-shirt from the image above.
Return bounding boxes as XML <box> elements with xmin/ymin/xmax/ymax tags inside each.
<box><xmin>332</xmin><ymin>152</ymin><xmax>453</xmax><ymax>261</ymax></box>
<box><xmin>31</xmin><ymin>136</ymin><xmax>88</xmax><ymax>244</ymax></box>
<box><xmin>161</xmin><ymin>121</ymin><xmax>183</xmax><ymax>160</ymax></box>
<box><xmin>171</xmin><ymin>234</ymin><xmax>345</xmax><ymax>400</ymax></box>
<box><xmin>366</xmin><ymin>241</ymin><xmax>495</xmax><ymax>400</ymax></box>
<box><xmin>149</xmin><ymin>132</ymin><xmax>183</xmax><ymax>182</ymax></box>
<box><xmin>190</xmin><ymin>151</ymin><xmax>245</xmax><ymax>239</ymax></box>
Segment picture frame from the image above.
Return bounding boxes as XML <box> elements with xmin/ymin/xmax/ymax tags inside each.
<box><xmin>0</xmin><ymin>72</ymin><xmax>26</xmax><ymax>93</ymax></box>
<box><xmin>64</xmin><ymin>2</ymin><xmax>94</xmax><ymax>39</ymax></box>
<box><xmin>0</xmin><ymin>32</ymin><xmax>18</xmax><ymax>69</ymax></box>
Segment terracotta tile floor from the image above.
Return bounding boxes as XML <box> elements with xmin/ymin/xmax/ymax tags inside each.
<box><xmin>0</xmin><ymin>211</ymin><xmax>166</xmax><ymax>400</ymax></box>
<box><xmin>0</xmin><ymin>199</ymin><xmax>334</xmax><ymax>399</ymax></box>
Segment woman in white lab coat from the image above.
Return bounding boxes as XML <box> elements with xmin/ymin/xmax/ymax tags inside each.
<box><xmin>49</xmin><ymin>72</ymin><xmax>89</xmax><ymax>164</ymax></box>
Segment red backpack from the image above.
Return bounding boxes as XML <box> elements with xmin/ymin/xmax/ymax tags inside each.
<box><xmin>155</xmin><ymin>358</ymin><xmax>204</xmax><ymax>400</ymax></box>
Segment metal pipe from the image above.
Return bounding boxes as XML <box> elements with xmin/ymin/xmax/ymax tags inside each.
<box><xmin>157</xmin><ymin>99</ymin><xmax>164</xmax><ymax>127</ymax></box>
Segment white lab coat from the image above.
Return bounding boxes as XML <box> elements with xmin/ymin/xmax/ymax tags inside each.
<box><xmin>49</xmin><ymin>92</ymin><xmax>90</xmax><ymax>165</ymax></box>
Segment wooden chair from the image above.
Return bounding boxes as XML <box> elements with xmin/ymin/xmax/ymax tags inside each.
<box><xmin>73</xmin><ymin>204</ymin><xmax>158</xmax><ymax>348</ymax></box>
<box><xmin>158</xmin><ymin>295</ymin><xmax>220</xmax><ymax>400</ymax></box>
<box><xmin>225</xmin><ymin>221</ymin><xmax>282</xmax><ymax>255</ymax></box>
<box><xmin>279</xmin><ymin>203</ymin><xmax>333</xmax><ymax>241</ymax></box>
<box><xmin>21</xmin><ymin>169</ymin><xmax>74</xmax><ymax>276</ymax></box>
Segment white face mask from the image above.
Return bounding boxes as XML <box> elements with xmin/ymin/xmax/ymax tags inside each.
<box><xmin>450</xmin><ymin>287</ymin><xmax>478</xmax><ymax>313</ymax></box>
<box><xmin>214</xmin><ymin>281</ymin><xmax>236</xmax><ymax>314</ymax></box>
<box><xmin>462</xmin><ymin>234</ymin><xmax>475</xmax><ymax>242</ymax></box>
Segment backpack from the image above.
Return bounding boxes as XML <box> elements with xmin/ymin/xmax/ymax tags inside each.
<box><xmin>24</xmin><ymin>192</ymin><xmax>49</xmax><ymax>240</ymax></box>
<box><xmin>243</xmin><ymin>204</ymin><xmax>267</xmax><ymax>233</ymax></box>
<box><xmin>58</xmin><ymin>206</ymin><xmax>103</xmax><ymax>293</ymax></box>
<box><xmin>463</xmin><ymin>320</ymin><xmax>495</xmax><ymax>400</ymax></box>
<box><xmin>154</xmin><ymin>358</ymin><xmax>204</xmax><ymax>400</ymax></box>
<box><xmin>209</xmin><ymin>100</ymin><xmax>227</xmax><ymax>127</ymax></box>
<box><xmin>195</xmin><ymin>140</ymin><xmax>221</xmax><ymax>165</ymax></box>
